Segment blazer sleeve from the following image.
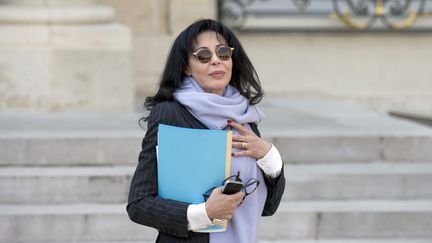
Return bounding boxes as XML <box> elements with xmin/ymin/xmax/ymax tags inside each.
<box><xmin>126</xmin><ymin>102</ymin><xmax>191</xmax><ymax>238</ymax></box>
<box><xmin>249</xmin><ymin>123</ymin><xmax>286</xmax><ymax>216</ymax></box>
<box><xmin>262</xmin><ymin>166</ymin><xmax>285</xmax><ymax>216</ymax></box>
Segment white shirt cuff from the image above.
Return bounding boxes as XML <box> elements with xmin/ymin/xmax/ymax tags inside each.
<box><xmin>256</xmin><ymin>144</ymin><xmax>283</xmax><ymax>178</ymax></box>
<box><xmin>187</xmin><ymin>203</ymin><xmax>212</xmax><ymax>231</ymax></box>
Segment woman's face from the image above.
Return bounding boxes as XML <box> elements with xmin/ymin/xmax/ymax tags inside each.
<box><xmin>185</xmin><ymin>31</ymin><xmax>233</xmax><ymax>96</ymax></box>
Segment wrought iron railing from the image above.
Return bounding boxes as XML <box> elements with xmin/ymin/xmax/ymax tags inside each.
<box><xmin>218</xmin><ymin>0</ymin><xmax>432</xmax><ymax>31</ymax></box>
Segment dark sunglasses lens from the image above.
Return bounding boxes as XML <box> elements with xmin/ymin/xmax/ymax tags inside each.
<box><xmin>196</xmin><ymin>49</ymin><xmax>212</xmax><ymax>63</ymax></box>
<box><xmin>217</xmin><ymin>47</ymin><xmax>232</xmax><ymax>60</ymax></box>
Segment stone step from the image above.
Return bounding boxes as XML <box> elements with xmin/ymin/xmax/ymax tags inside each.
<box><xmin>261</xmin><ymin>241</ymin><xmax>432</xmax><ymax>243</ymax></box>
<box><xmin>0</xmin><ymin>112</ymin><xmax>144</xmax><ymax>166</ymax></box>
<box><xmin>9</xmin><ymin>240</ymin><xmax>432</xmax><ymax>243</ymax></box>
<box><xmin>2</xmin><ymin>99</ymin><xmax>432</xmax><ymax>166</ymax></box>
<box><xmin>283</xmin><ymin>163</ymin><xmax>432</xmax><ymax>201</ymax></box>
<box><xmin>0</xmin><ymin>204</ymin><xmax>156</xmax><ymax>242</ymax></box>
<box><xmin>259</xmin><ymin>97</ymin><xmax>432</xmax><ymax>163</ymax></box>
<box><xmin>1</xmin><ymin>201</ymin><xmax>431</xmax><ymax>241</ymax></box>
<box><xmin>0</xmin><ymin>136</ymin><xmax>142</xmax><ymax>166</ymax></box>
<box><xmin>259</xmin><ymin>200</ymin><xmax>432</xmax><ymax>240</ymax></box>
<box><xmin>271</xmin><ymin>135</ymin><xmax>432</xmax><ymax>164</ymax></box>
<box><xmin>0</xmin><ymin>166</ymin><xmax>134</xmax><ymax>204</ymax></box>
<box><xmin>2</xmin><ymin>133</ymin><xmax>432</xmax><ymax>166</ymax></box>
<box><xmin>2</xmin><ymin>163</ymin><xmax>432</xmax><ymax>204</ymax></box>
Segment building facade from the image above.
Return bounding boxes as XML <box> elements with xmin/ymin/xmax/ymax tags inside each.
<box><xmin>1</xmin><ymin>0</ymin><xmax>431</xmax><ymax>115</ymax></box>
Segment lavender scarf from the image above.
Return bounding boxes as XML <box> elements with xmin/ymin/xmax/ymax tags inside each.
<box><xmin>174</xmin><ymin>76</ymin><xmax>268</xmax><ymax>243</ymax></box>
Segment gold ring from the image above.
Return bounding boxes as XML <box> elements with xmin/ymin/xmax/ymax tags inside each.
<box><xmin>241</xmin><ymin>142</ymin><xmax>248</xmax><ymax>150</ymax></box>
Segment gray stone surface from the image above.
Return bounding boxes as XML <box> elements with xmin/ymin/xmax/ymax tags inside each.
<box><xmin>1</xmin><ymin>97</ymin><xmax>432</xmax><ymax>165</ymax></box>
<box><xmin>258</xmin><ymin>97</ymin><xmax>432</xmax><ymax>137</ymax></box>
<box><xmin>283</xmin><ymin>163</ymin><xmax>432</xmax><ymax>200</ymax></box>
<box><xmin>6</xmin><ymin>241</ymin><xmax>431</xmax><ymax>243</ymax></box>
<box><xmin>0</xmin><ymin>204</ymin><xmax>157</xmax><ymax>242</ymax></box>
<box><xmin>0</xmin><ymin>112</ymin><xmax>144</xmax><ymax>137</ymax></box>
<box><xmin>3</xmin><ymin>163</ymin><xmax>432</xmax><ymax>204</ymax></box>
<box><xmin>2</xmin><ymin>201</ymin><xmax>431</xmax><ymax>241</ymax></box>
<box><xmin>260</xmin><ymin>212</ymin><xmax>317</xmax><ymax>240</ymax></box>
<box><xmin>274</xmin><ymin>136</ymin><xmax>381</xmax><ymax>163</ymax></box>
<box><xmin>0</xmin><ymin>137</ymin><xmax>141</xmax><ymax>166</ymax></box>
<box><xmin>319</xmin><ymin>212</ymin><xmax>432</xmax><ymax>238</ymax></box>
<box><xmin>262</xmin><ymin>201</ymin><xmax>432</xmax><ymax>239</ymax></box>
<box><xmin>259</xmin><ymin>98</ymin><xmax>432</xmax><ymax>163</ymax></box>
<box><xmin>2</xmin><ymin>241</ymin><xmax>431</xmax><ymax>243</ymax></box>
<box><xmin>260</xmin><ymin>241</ymin><xmax>432</xmax><ymax>243</ymax></box>
<box><xmin>0</xmin><ymin>112</ymin><xmax>143</xmax><ymax>165</ymax></box>
<box><xmin>383</xmin><ymin>136</ymin><xmax>432</xmax><ymax>161</ymax></box>
<box><xmin>1</xmin><ymin>97</ymin><xmax>432</xmax><ymax>242</ymax></box>
<box><xmin>0</xmin><ymin>166</ymin><xmax>134</xmax><ymax>204</ymax></box>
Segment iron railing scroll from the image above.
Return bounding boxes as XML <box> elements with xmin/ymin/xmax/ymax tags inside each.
<box><xmin>218</xmin><ymin>0</ymin><xmax>432</xmax><ymax>31</ymax></box>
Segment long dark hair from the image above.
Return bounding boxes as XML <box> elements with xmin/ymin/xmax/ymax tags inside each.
<box><xmin>144</xmin><ymin>19</ymin><xmax>264</xmax><ymax>113</ymax></box>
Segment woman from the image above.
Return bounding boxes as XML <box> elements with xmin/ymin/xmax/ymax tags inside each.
<box><xmin>127</xmin><ymin>19</ymin><xmax>285</xmax><ymax>243</ymax></box>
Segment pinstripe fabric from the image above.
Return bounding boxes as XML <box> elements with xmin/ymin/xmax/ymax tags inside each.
<box><xmin>127</xmin><ymin>100</ymin><xmax>285</xmax><ymax>243</ymax></box>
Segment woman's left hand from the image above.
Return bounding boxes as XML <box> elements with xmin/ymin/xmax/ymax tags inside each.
<box><xmin>228</xmin><ymin>119</ymin><xmax>272</xmax><ymax>160</ymax></box>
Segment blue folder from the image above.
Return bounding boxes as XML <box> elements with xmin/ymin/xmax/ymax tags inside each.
<box><xmin>157</xmin><ymin>124</ymin><xmax>232</xmax><ymax>203</ymax></box>
<box><xmin>157</xmin><ymin>124</ymin><xmax>232</xmax><ymax>232</ymax></box>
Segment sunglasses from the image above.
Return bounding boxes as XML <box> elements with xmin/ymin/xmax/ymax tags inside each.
<box><xmin>192</xmin><ymin>46</ymin><xmax>234</xmax><ymax>63</ymax></box>
<box><xmin>203</xmin><ymin>171</ymin><xmax>260</xmax><ymax>206</ymax></box>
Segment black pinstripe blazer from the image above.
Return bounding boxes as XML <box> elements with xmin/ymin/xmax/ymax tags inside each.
<box><xmin>127</xmin><ymin>100</ymin><xmax>285</xmax><ymax>243</ymax></box>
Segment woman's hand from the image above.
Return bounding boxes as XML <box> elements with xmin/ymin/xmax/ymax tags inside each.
<box><xmin>205</xmin><ymin>187</ymin><xmax>244</xmax><ymax>220</ymax></box>
<box><xmin>228</xmin><ymin>119</ymin><xmax>272</xmax><ymax>159</ymax></box>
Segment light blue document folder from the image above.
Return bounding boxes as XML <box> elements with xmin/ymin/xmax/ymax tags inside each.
<box><xmin>157</xmin><ymin>124</ymin><xmax>232</xmax><ymax>232</ymax></box>
<box><xmin>157</xmin><ymin>124</ymin><xmax>232</xmax><ymax>203</ymax></box>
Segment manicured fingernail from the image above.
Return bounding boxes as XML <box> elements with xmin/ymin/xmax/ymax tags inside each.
<box><xmin>231</xmin><ymin>153</ymin><xmax>235</xmax><ymax>156</ymax></box>
<box><xmin>227</xmin><ymin>119</ymin><xmax>232</xmax><ymax>124</ymax></box>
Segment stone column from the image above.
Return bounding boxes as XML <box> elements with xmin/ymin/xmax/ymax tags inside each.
<box><xmin>0</xmin><ymin>0</ymin><xmax>134</xmax><ymax>112</ymax></box>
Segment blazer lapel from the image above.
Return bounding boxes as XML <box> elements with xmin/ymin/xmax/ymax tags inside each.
<box><xmin>173</xmin><ymin>100</ymin><xmax>208</xmax><ymax>129</ymax></box>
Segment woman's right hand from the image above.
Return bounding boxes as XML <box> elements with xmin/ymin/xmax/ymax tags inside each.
<box><xmin>204</xmin><ymin>187</ymin><xmax>244</xmax><ymax>220</ymax></box>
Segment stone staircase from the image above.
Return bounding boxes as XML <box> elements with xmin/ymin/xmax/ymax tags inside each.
<box><xmin>1</xmin><ymin>98</ymin><xmax>432</xmax><ymax>242</ymax></box>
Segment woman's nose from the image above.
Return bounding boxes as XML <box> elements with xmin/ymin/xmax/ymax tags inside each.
<box><xmin>210</xmin><ymin>52</ymin><xmax>221</xmax><ymax>65</ymax></box>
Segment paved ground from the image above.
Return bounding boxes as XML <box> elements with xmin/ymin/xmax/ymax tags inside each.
<box><xmin>1</xmin><ymin>96</ymin><xmax>431</xmax><ymax>138</ymax></box>
<box><xmin>1</xmin><ymin>97</ymin><xmax>432</xmax><ymax>242</ymax></box>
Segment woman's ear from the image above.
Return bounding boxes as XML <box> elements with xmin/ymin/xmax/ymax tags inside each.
<box><xmin>184</xmin><ymin>66</ymin><xmax>191</xmax><ymax>76</ymax></box>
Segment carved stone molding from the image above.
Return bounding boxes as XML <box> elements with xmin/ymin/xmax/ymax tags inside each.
<box><xmin>0</xmin><ymin>0</ymin><xmax>114</xmax><ymax>25</ymax></box>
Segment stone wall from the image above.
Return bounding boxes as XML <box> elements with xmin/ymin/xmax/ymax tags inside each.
<box><xmin>101</xmin><ymin>0</ymin><xmax>432</xmax><ymax>114</ymax></box>
<box><xmin>240</xmin><ymin>33</ymin><xmax>432</xmax><ymax>114</ymax></box>
<box><xmin>98</xmin><ymin>0</ymin><xmax>216</xmax><ymax>99</ymax></box>
<box><xmin>2</xmin><ymin>0</ymin><xmax>430</xmax><ymax>113</ymax></box>
<box><xmin>0</xmin><ymin>0</ymin><xmax>426</xmax><ymax>114</ymax></box>
<box><xmin>0</xmin><ymin>0</ymin><xmax>134</xmax><ymax>112</ymax></box>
